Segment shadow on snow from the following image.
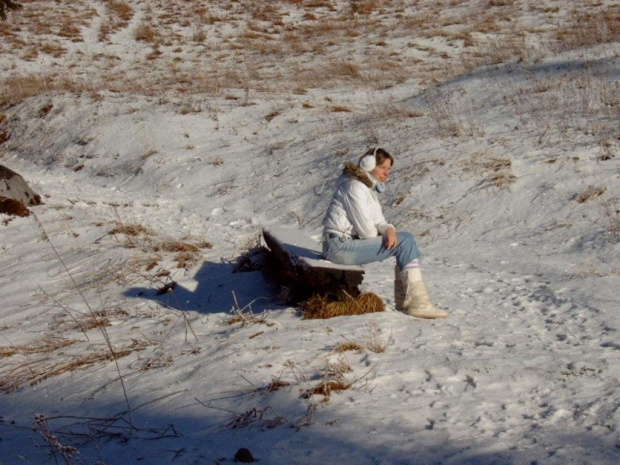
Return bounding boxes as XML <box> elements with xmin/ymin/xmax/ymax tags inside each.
<box><xmin>123</xmin><ymin>261</ymin><xmax>279</xmax><ymax>315</ymax></box>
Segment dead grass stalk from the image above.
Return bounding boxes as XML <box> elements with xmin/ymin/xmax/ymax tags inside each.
<box><xmin>32</xmin><ymin>212</ymin><xmax>134</xmax><ymax>427</ymax></box>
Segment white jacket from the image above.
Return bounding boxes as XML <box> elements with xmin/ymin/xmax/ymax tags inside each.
<box><xmin>323</xmin><ymin>163</ymin><xmax>394</xmax><ymax>239</ymax></box>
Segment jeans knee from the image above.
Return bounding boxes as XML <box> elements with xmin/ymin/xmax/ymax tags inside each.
<box><xmin>398</xmin><ymin>232</ymin><xmax>414</xmax><ymax>245</ymax></box>
<box><xmin>397</xmin><ymin>232</ymin><xmax>416</xmax><ymax>251</ymax></box>
<box><xmin>396</xmin><ymin>231</ymin><xmax>420</xmax><ymax>265</ymax></box>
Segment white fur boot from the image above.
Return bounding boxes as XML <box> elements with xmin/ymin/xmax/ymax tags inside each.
<box><xmin>394</xmin><ymin>265</ymin><xmax>407</xmax><ymax>312</ymax></box>
<box><xmin>397</xmin><ymin>268</ymin><xmax>448</xmax><ymax>319</ymax></box>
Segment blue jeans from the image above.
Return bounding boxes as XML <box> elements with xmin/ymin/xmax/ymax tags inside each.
<box><xmin>322</xmin><ymin>232</ymin><xmax>421</xmax><ymax>270</ymax></box>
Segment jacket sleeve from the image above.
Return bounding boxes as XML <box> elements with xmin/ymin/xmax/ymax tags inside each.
<box><xmin>342</xmin><ymin>181</ymin><xmax>393</xmax><ymax>238</ymax></box>
<box><xmin>374</xmin><ymin>208</ymin><xmax>394</xmax><ymax>236</ymax></box>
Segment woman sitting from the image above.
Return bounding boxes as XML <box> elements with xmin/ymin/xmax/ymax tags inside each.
<box><xmin>322</xmin><ymin>148</ymin><xmax>447</xmax><ymax>319</ymax></box>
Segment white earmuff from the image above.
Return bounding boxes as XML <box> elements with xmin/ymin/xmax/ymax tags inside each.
<box><xmin>359</xmin><ymin>147</ymin><xmax>378</xmax><ymax>172</ymax></box>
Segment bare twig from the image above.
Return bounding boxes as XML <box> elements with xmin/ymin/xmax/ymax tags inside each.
<box><xmin>37</xmin><ymin>285</ymin><xmax>90</xmax><ymax>341</ymax></box>
<box><xmin>33</xmin><ymin>213</ymin><xmax>134</xmax><ymax>430</ymax></box>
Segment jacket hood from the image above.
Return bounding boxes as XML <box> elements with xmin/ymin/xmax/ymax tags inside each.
<box><xmin>342</xmin><ymin>162</ymin><xmax>374</xmax><ymax>188</ymax></box>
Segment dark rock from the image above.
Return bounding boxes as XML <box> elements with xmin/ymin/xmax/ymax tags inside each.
<box><xmin>0</xmin><ymin>165</ymin><xmax>42</xmax><ymax>206</ymax></box>
<box><xmin>234</xmin><ymin>447</ymin><xmax>256</xmax><ymax>463</ymax></box>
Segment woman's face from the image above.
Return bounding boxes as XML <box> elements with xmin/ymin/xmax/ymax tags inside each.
<box><xmin>370</xmin><ymin>159</ymin><xmax>392</xmax><ymax>184</ymax></box>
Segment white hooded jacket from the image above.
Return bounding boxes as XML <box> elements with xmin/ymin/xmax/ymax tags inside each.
<box><xmin>322</xmin><ymin>162</ymin><xmax>394</xmax><ymax>239</ymax></box>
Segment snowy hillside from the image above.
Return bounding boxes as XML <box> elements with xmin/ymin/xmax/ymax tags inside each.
<box><xmin>1</xmin><ymin>1</ymin><xmax>619</xmax><ymax>464</ymax></box>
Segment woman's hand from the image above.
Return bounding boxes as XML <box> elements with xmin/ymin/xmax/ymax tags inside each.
<box><xmin>384</xmin><ymin>227</ymin><xmax>397</xmax><ymax>250</ymax></box>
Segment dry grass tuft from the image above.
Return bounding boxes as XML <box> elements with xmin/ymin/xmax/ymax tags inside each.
<box><xmin>40</xmin><ymin>43</ymin><xmax>67</xmax><ymax>57</ymax></box>
<box><xmin>109</xmin><ymin>223</ymin><xmax>153</xmax><ymax>237</ymax></box>
<box><xmin>324</xmin><ymin>60</ymin><xmax>361</xmax><ymax>80</ymax></box>
<box><xmin>484</xmin><ymin>172</ymin><xmax>516</xmax><ymax>189</ymax></box>
<box><xmin>350</xmin><ymin>0</ymin><xmax>383</xmax><ymax>16</ymax></box>
<box><xmin>226</xmin><ymin>312</ymin><xmax>273</xmax><ymax>327</ymax></box>
<box><xmin>366</xmin><ymin>321</ymin><xmax>392</xmax><ymax>353</ymax></box>
<box><xmin>301</xmin><ymin>380</ymin><xmax>351</xmax><ymax>398</ymax></box>
<box><xmin>333</xmin><ymin>341</ymin><xmax>364</xmax><ymax>353</ymax></box>
<box><xmin>99</xmin><ymin>0</ymin><xmax>134</xmax><ymax>42</ymax></box>
<box><xmin>174</xmin><ymin>252</ymin><xmax>195</xmax><ymax>269</ymax></box>
<box><xmin>50</xmin><ymin>306</ymin><xmax>129</xmax><ymax>333</ymax></box>
<box><xmin>105</xmin><ymin>0</ymin><xmax>133</xmax><ymax>22</ymax></box>
<box><xmin>555</xmin><ymin>6</ymin><xmax>620</xmax><ymax>51</ymax></box>
<box><xmin>576</xmin><ymin>186</ymin><xmax>606</xmax><ymax>204</ymax></box>
<box><xmin>484</xmin><ymin>157</ymin><xmax>512</xmax><ymax>173</ymax></box>
<box><xmin>0</xmin><ymin>74</ymin><xmax>90</xmax><ymax>107</ymax></box>
<box><xmin>267</xmin><ymin>379</ymin><xmax>292</xmax><ymax>392</ymax></box>
<box><xmin>107</xmin><ymin>219</ymin><xmax>211</xmax><ymax>274</ymax></box>
<box><xmin>458</xmin><ymin>151</ymin><xmax>516</xmax><ymax>189</ymax></box>
<box><xmin>301</xmin><ymin>292</ymin><xmax>385</xmax><ymax>319</ymax></box>
<box><xmin>0</xmin><ymin>340</ymin><xmax>150</xmax><ymax>393</ymax></box>
<box><xmin>322</xmin><ymin>357</ymin><xmax>353</xmax><ymax>377</ymax></box>
<box><xmin>301</xmin><ymin>356</ymin><xmax>354</xmax><ymax>399</ymax></box>
<box><xmin>135</xmin><ymin>23</ymin><xmax>159</xmax><ymax>43</ymax></box>
<box><xmin>226</xmin><ymin>293</ymin><xmax>274</xmax><ymax>327</ymax></box>
<box><xmin>153</xmin><ymin>239</ymin><xmax>211</xmax><ymax>253</ymax></box>
<box><xmin>0</xmin><ymin>196</ymin><xmax>30</xmax><ymax>217</ymax></box>
<box><xmin>227</xmin><ymin>406</ymin><xmax>286</xmax><ymax>429</ymax></box>
<box><xmin>0</xmin><ymin>336</ymin><xmax>78</xmax><ymax>358</ymax></box>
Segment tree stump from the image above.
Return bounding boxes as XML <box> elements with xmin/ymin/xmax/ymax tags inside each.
<box><xmin>262</xmin><ymin>226</ymin><xmax>364</xmax><ymax>304</ymax></box>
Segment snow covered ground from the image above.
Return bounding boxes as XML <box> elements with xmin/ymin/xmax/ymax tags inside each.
<box><xmin>1</xmin><ymin>1</ymin><xmax>619</xmax><ymax>464</ymax></box>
